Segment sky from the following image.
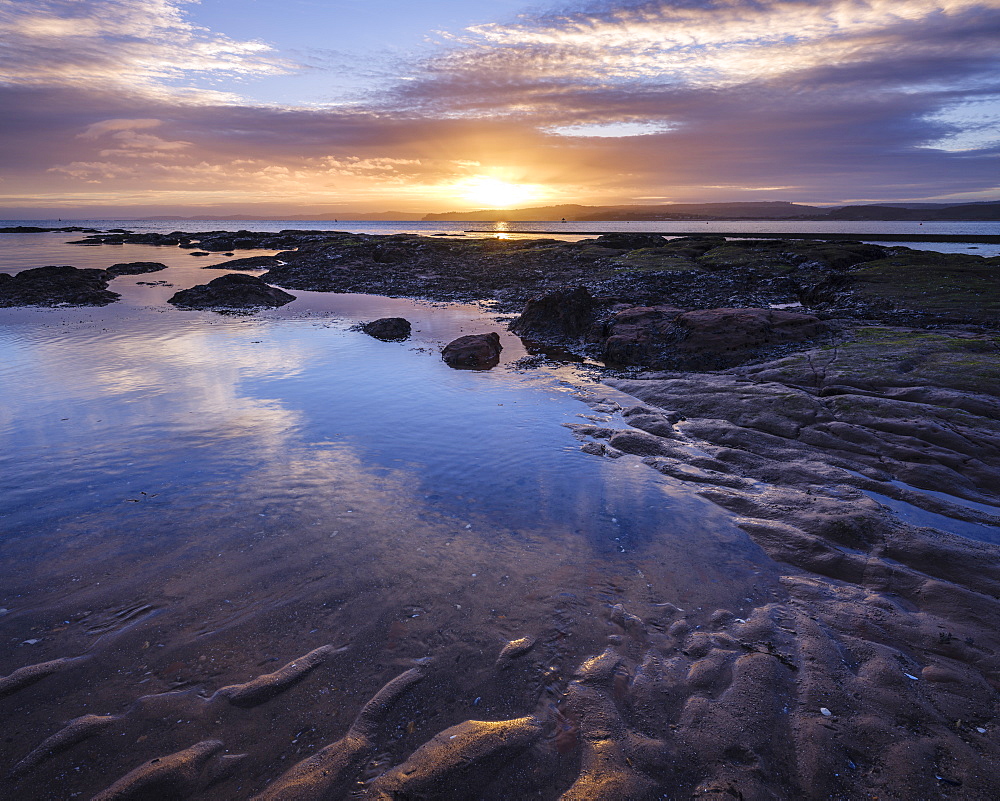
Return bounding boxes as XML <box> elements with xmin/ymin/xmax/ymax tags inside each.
<box><xmin>1</xmin><ymin>0</ymin><xmax>999</xmax><ymax>216</ymax></box>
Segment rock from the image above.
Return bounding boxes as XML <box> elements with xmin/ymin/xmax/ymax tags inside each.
<box><xmin>362</xmin><ymin>317</ymin><xmax>412</xmax><ymax>341</ymax></box>
<box><xmin>607</xmin><ymin>430</ymin><xmax>676</xmax><ymax>457</ymax></box>
<box><xmin>591</xmin><ymin>233</ymin><xmax>667</xmax><ymax>250</ymax></box>
<box><xmin>106</xmin><ymin>261</ymin><xmax>168</xmax><ymax>276</ymax></box>
<box><xmin>0</xmin><ymin>225</ymin><xmax>95</xmax><ymax>233</ymax></box>
<box><xmin>203</xmin><ymin>256</ymin><xmax>283</xmax><ymax>270</ymax></box>
<box><xmin>673</xmin><ymin>307</ymin><xmax>827</xmax><ymax>367</ymax></box>
<box><xmin>601</xmin><ymin>306</ymin><xmax>826</xmax><ymax>369</ymax></box>
<box><xmin>621</xmin><ymin>404</ymin><xmax>679</xmax><ymax>436</ymax></box>
<box><xmin>847</xmin><ymin>250</ymin><xmax>1000</xmax><ymax>324</ymax></box>
<box><xmin>168</xmin><ymin>274</ymin><xmax>296</xmax><ymax>310</ymax></box>
<box><xmin>601</xmin><ymin>305</ymin><xmax>685</xmax><ymax>366</ymax></box>
<box><xmin>0</xmin><ymin>265</ymin><xmax>119</xmax><ymax>307</ymax></box>
<box><xmin>510</xmin><ymin>286</ymin><xmax>595</xmax><ymax>340</ymax></box>
<box><xmin>442</xmin><ymin>332</ymin><xmax>502</xmax><ymax>369</ymax></box>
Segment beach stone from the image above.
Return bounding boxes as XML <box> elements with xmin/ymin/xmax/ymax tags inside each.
<box><xmin>106</xmin><ymin>261</ymin><xmax>168</xmax><ymax>276</ymax></box>
<box><xmin>168</xmin><ymin>274</ymin><xmax>295</xmax><ymax>309</ymax></box>
<box><xmin>0</xmin><ymin>265</ymin><xmax>119</xmax><ymax>307</ymax></box>
<box><xmin>362</xmin><ymin>317</ymin><xmax>412</xmax><ymax>341</ymax></box>
<box><xmin>442</xmin><ymin>332</ymin><xmax>502</xmax><ymax>369</ymax></box>
<box><xmin>510</xmin><ymin>286</ymin><xmax>595</xmax><ymax>340</ymax></box>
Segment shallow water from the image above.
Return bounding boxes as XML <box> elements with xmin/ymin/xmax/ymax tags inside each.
<box><xmin>0</xmin><ymin>238</ymin><xmax>782</xmax><ymax>798</ymax></box>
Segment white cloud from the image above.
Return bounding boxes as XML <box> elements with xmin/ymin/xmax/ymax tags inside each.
<box><xmin>0</xmin><ymin>0</ymin><xmax>292</xmax><ymax>102</ymax></box>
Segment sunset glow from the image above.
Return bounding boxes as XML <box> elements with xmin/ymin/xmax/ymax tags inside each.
<box><xmin>457</xmin><ymin>177</ymin><xmax>545</xmax><ymax>209</ymax></box>
<box><xmin>0</xmin><ymin>0</ymin><xmax>998</xmax><ymax>216</ymax></box>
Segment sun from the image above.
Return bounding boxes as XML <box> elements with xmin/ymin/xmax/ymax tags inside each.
<box><xmin>458</xmin><ymin>176</ymin><xmax>540</xmax><ymax>209</ymax></box>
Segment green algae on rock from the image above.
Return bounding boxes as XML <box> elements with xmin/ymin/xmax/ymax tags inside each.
<box><xmin>846</xmin><ymin>250</ymin><xmax>1000</xmax><ymax>323</ymax></box>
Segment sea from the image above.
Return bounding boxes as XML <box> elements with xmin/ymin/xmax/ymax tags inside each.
<box><xmin>4</xmin><ymin>217</ymin><xmax>1000</xmax><ymax>255</ymax></box>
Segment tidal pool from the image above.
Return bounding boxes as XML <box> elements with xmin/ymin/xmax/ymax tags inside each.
<box><xmin>0</xmin><ymin>237</ymin><xmax>782</xmax><ymax>798</ymax></box>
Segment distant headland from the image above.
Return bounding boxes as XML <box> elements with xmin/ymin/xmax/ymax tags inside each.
<box><xmin>119</xmin><ymin>199</ymin><xmax>1000</xmax><ymax>222</ymax></box>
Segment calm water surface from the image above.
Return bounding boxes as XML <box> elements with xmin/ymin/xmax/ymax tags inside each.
<box><xmin>0</xmin><ymin>237</ymin><xmax>781</xmax><ymax>798</ymax></box>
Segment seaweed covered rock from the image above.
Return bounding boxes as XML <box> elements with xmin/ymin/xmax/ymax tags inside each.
<box><xmin>168</xmin><ymin>274</ymin><xmax>295</xmax><ymax>310</ymax></box>
<box><xmin>510</xmin><ymin>286</ymin><xmax>595</xmax><ymax>340</ymax></box>
<box><xmin>699</xmin><ymin>240</ymin><xmax>886</xmax><ymax>272</ymax></box>
<box><xmin>0</xmin><ymin>265</ymin><xmax>119</xmax><ymax>307</ymax></box>
<box><xmin>362</xmin><ymin>317</ymin><xmax>412</xmax><ymax>341</ymax></box>
<box><xmin>442</xmin><ymin>332</ymin><xmax>502</xmax><ymax>369</ymax></box>
<box><xmin>846</xmin><ymin>250</ymin><xmax>1000</xmax><ymax>323</ymax></box>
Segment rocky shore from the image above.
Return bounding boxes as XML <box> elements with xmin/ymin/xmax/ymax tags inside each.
<box><xmin>2</xmin><ymin>227</ymin><xmax>999</xmax><ymax>798</ymax></box>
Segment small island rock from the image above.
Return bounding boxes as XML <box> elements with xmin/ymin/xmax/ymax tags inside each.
<box><xmin>107</xmin><ymin>261</ymin><xmax>168</xmax><ymax>276</ymax></box>
<box><xmin>0</xmin><ymin>265</ymin><xmax>119</xmax><ymax>307</ymax></box>
<box><xmin>362</xmin><ymin>317</ymin><xmax>412</xmax><ymax>341</ymax></box>
<box><xmin>442</xmin><ymin>332</ymin><xmax>503</xmax><ymax>369</ymax></box>
<box><xmin>168</xmin><ymin>274</ymin><xmax>295</xmax><ymax>310</ymax></box>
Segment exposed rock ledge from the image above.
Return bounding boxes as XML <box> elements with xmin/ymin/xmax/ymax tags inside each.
<box><xmin>554</xmin><ymin>322</ymin><xmax>1000</xmax><ymax>798</ymax></box>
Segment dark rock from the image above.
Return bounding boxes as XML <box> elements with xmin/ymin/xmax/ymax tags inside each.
<box><xmin>0</xmin><ymin>265</ymin><xmax>119</xmax><ymax>307</ymax></box>
<box><xmin>198</xmin><ymin>239</ymin><xmax>236</xmax><ymax>251</ymax></box>
<box><xmin>0</xmin><ymin>226</ymin><xmax>94</xmax><ymax>233</ymax></box>
<box><xmin>607</xmin><ymin>430</ymin><xmax>675</xmax><ymax>457</ymax></box>
<box><xmin>621</xmin><ymin>405</ymin><xmax>680</xmax><ymax>437</ymax></box>
<box><xmin>106</xmin><ymin>261</ymin><xmax>168</xmax><ymax>276</ymax></box>
<box><xmin>168</xmin><ymin>274</ymin><xmax>296</xmax><ymax>310</ymax></box>
<box><xmin>601</xmin><ymin>306</ymin><xmax>826</xmax><ymax>369</ymax></box>
<box><xmin>510</xmin><ymin>286</ymin><xmax>595</xmax><ymax>340</ymax></box>
<box><xmin>190</xmin><ymin>251</ymin><xmax>211</xmax><ymax>256</ymax></box>
<box><xmin>591</xmin><ymin>233</ymin><xmax>667</xmax><ymax>250</ymax></box>
<box><xmin>674</xmin><ymin>308</ymin><xmax>827</xmax><ymax>365</ymax></box>
<box><xmin>442</xmin><ymin>332</ymin><xmax>503</xmax><ymax>369</ymax></box>
<box><xmin>698</xmin><ymin>241</ymin><xmax>886</xmax><ymax>272</ymax></box>
<box><xmin>601</xmin><ymin>305</ymin><xmax>685</xmax><ymax>366</ymax></box>
<box><xmin>202</xmin><ymin>256</ymin><xmax>283</xmax><ymax>270</ymax></box>
<box><xmin>847</xmin><ymin>250</ymin><xmax>1000</xmax><ymax>324</ymax></box>
<box><xmin>362</xmin><ymin>317</ymin><xmax>412</xmax><ymax>341</ymax></box>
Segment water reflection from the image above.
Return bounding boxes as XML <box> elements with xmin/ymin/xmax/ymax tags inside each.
<box><xmin>0</xmin><ymin>241</ymin><xmax>782</xmax><ymax>798</ymax></box>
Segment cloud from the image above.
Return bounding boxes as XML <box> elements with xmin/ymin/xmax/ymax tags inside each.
<box><xmin>79</xmin><ymin>118</ymin><xmax>164</xmax><ymax>138</ymax></box>
<box><xmin>1</xmin><ymin>0</ymin><xmax>999</xmax><ymax>210</ymax></box>
<box><xmin>397</xmin><ymin>0</ymin><xmax>1000</xmax><ymax>116</ymax></box>
<box><xmin>0</xmin><ymin>0</ymin><xmax>292</xmax><ymax>102</ymax></box>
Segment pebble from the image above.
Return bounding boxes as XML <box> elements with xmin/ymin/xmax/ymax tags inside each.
<box><xmin>820</xmin><ymin>707</ymin><xmax>832</xmax><ymax>717</ymax></box>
